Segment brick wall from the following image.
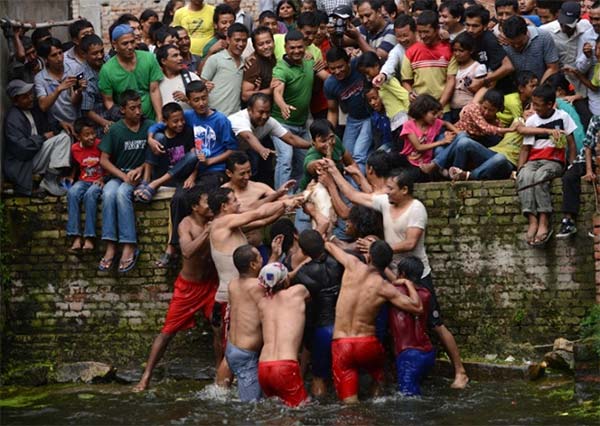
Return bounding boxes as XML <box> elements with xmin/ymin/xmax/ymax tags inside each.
<box><xmin>1</xmin><ymin>179</ymin><xmax>596</xmax><ymax>370</ymax></box>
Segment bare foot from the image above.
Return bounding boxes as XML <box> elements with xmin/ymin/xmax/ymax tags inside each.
<box><xmin>450</xmin><ymin>371</ymin><xmax>469</xmax><ymax>389</ymax></box>
<box><xmin>526</xmin><ymin>221</ymin><xmax>538</xmax><ymax>245</ymax></box>
<box><xmin>69</xmin><ymin>237</ymin><xmax>82</xmax><ymax>252</ymax></box>
<box><xmin>82</xmin><ymin>238</ymin><xmax>94</xmax><ymax>251</ymax></box>
<box><xmin>534</xmin><ymin>223</ymin><xmax>549</xmax><ymax>245</ymax></box>
<box><xmin>132</xmin><ymin>379</ymin><xmax>149</xmax><ymax>393</ymax></box>
<box><xmin>420</xmin><ymin>162</ymin><xmax>438</xmax><ymax>175</ymax></box>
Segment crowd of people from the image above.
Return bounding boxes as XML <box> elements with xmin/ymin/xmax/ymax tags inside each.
<box><xmin>2</xmin><ymin>0</ymin><xmax>598</xmax><ymax>406</ymax></box>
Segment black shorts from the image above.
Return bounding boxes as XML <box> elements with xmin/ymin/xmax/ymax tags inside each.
<box><xmin>420</xmin><ymin>274</ymin><xmax>443</xmax><ymax>329</ymax></box>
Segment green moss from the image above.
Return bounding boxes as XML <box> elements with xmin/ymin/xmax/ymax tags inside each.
<box><xmin>580</xmin><ymin>305</ymin><xmax>600</xmax><ymax>357</ymax></box>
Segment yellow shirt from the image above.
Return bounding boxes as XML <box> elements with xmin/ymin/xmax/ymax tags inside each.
<box><xmin>380</xmin><ymin>76</ymin><xmax>409</xmax><ymax>118</ymax></box>
<box><xmin>172</xmin><ymin>5</ymin><xmax>215</xmax><ymax>56</ymax></box>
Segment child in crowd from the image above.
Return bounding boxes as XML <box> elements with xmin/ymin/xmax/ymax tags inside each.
<box><xmin>66</xmin><ymin>117</ymin><xmax>104</xmax><ymax>253</ymax></box>
<box><xmin>449</xmin><ymin>32</ymin><xmax>487</xmax><ymax>123</ymax></box>
<box><xmin>365</xmin><ymin>84</ymin><xmax>394</xmax><ymax>151</ymax></box>
<box><xmin>517</xmin><ymin>84</ymin><xmax>577</xmax><ymax>246</ymax></box>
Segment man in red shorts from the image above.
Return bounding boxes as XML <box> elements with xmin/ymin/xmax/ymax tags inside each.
<box><xmin>257</xmin><ymin>262</ymin><xmax>310</xmax><ymax>407</ymax></box>
<box><xmin>325</xmin><ymin>239</ymin><xmax>423</xmax><ymax>403</ymax></box>
<box><xmin>134</xmin><ymin>184</ymin><xmax>218</xmax><ymax>391</ymax></box>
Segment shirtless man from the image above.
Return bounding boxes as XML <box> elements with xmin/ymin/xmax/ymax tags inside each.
<box><xmin>325</xmin><ymin>239</ymin><xmax>423</xmax><ymax>403</ymax></box>
<box><xmin>257</xmin><ymin>262</ymin><xmax>310</xmax><ymax>407</ymax></box>
<box><xmin>134</xmin><ymin>185</ymin><xmax>217</xmax><ymax>391</ymax></box>
<box><xmin>208</xmin><ymin>187</ymin><xmax>301</xmax><ymax>386</ymax></box>
<box><xmin>225</xmin><ymin>244</ymin><xmax>265</xmax><ymax>401</ymax></box>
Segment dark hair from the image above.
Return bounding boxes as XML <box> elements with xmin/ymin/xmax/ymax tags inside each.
<box><xmin>545</xmin><ymin>72</ymin><xmax>573</xmax><ymax>95</ymax></box>
<box><xmin>228</xmin><ymin>22</ymin><xmax>250</xmax><ymax>38</ymax></box>
<box><xmin>270</xmin><ymin>218</ymin><xmax>297</xmax><ymax>254</ymax></box>
<box><xmin>233</xmin><ymin>244</ymin><xmax>258</xmax><ymax>274</ymax></box>
<box><xmin>186</xmin><ymin>182</ymin><xmax>213</xmax><ymax>208</ymax></box>
<box><xmin>172</xmin><ymin>25</ymin><xmax>185</xmax><ymax>35</ymax></box>
<box><xmin>277</xmin><ymin>0</ymin><xmax>298</xmax><ymax>19</ymax></box>
<box><xmin>248</xmin><ymin>92</ymin><xmax>272</xmax><ymax>108</ymax></box>
<box><xmin>515</xmin><ymin>70</ymin><xmax>538</xmax><ymax>88</ymax></box>
<box><xmin>31</xmin><ymin>28</ymin><xmax>52</xmax><ymax>48</ymax></box>
<box><xmin>252</xmin><ymin>25</ymin><xmax>274</xmax><ymax>46</ymax></box>
<box><xmin>37</xmin><ymin>37</ymin><xmax>62</xmax><ymax>59</ymax></box>
<box><xmin>381</xmin><ymin>0</ymin><xmax>398</xmax><ymax>17</ymax></box>
<box><xmin>74</xmin><ymin>117</ymin><xmax>96</xmax><ymax>135</ymax></box>
<box><xmin>482</xmin><ymin>89</ymin><xmax>504</xmax><ymax>111</ymax></box>
<box><xmin>412</xmin><ymin>0</ymin><xmax>437</xmax><ymax>13</ymax></box>
<box><xmin>394</xmin><ymin>14</ymin><xmax>416</xmax><ymax>31</ymax></box>
<box><xmin>119</xmin><ymin>89</ymin><xmax>141</xmax><ymax>107</ymax></box>
<box><xmin>452</xmin><ymin>31</ymin><xmax>476</xmax><ymax>51</ymax></box>
<box><xmin>440</xmin><ymin>0</ymin><xmax>464</xmax><ymax>18</ymax></box>
<box><xmin>162</xmin><ymin>102</ymin><xmax>183</xmax><ymax>120</ymax></box>
<box><xmin>356</xmin><ymin>51</ymin><xmax>381</xmax><ymax>69</ymax></box>
<box><xmin>214</xmin><ymin>3</ymin><xmax>236</xmax><ymax>24</ymax></box>
<box><xmin>226</xmin><ymin>151</ymin><xmax>251</xmax><ymax>171</ymax></box>
<box><xmin>495</xmin><ymin>0</ymin><xmax>518</xmax><ymax>11</ymax></box>
<box><xmin>465</xmin><ymin>4</ymin><xmax>490</xmax><ymax>26</ymax></box>
<box><xmin>117</xmin><ymin>13</ymin><xmax>140</xmax><ymax>25</ymax></box>
<box><xmin>408</xmin><ymin>94</ymin><xmax>442</xmax><ymax>120</ymax></box>
<box><xmin>367</xmin><ymin>151</ymin><xmax>392</xmax><ymax>177</ymax></box>
<box><xmin>309</xmin><ymin>119</ymin><xmax>334</xmax><ymax>140</ymax></box>
<box><xmin>149</xmin><ymin>22</ymin><xmax>166</xmax><ymax>43</ymax></box>
<box><xmin>259</xmin><ymin>10</ymin><xmax>278</xmax><ymax>21</ymax></box>
<box><xmin>532</xmin><ymin>84</ymin><xmax>556</xmax><ymax>104</ymax></box>
<box><xmin>208</xmin><ymin>187</ymin><xmax>233</xmax><ymax>215</ymax></box>
<box><xmin>162</xmin><ymin>0</ymin><xmax>182</xmax><ymax>26</ymax></box>
<box><xmin>326</xmin><ymin>45</ymin><xmax>350</xmax><ymax>63</ymax></box>
<box><xmin>502</xmin><ymin>15</ymin><xmax>527</xmax><ymax>39</ymax></box>
<box><xmin>185</xmin><ymin>80</ymin><xmax>208</xmax><ymax>97</ymax></box>
<box><xmin>298</xmin><ymin>230</ymin><xmax>325</xmax><ymax>259</ymax></box>
<box><xmin>297</xmin><ymin>11</ymin><xmax>319</xmax><ymax>28</ymax></box>
<box><xmin>154</xmin><ymin>27</ymin><xmax>178</xmax><ymax>45</ymax></box>
<box><xmin>22</xmin><ymin>36</ymin><xmax>34</xmax><ymax>51</ymax></box>
<box><xmin>358</xmin><ymin>0</ymin><xmax>385</xmax><ymax>10</ymax></box>
<box><xmin>68</xmin><ymin>19</ymin><xmax>94</xmax><ymax>40</ymax></box>
<box><xmin>348</xmin><ymin>205</ymin><xmax>384</xmax><ymax>238</ymax></box>
<box><xmin>370</xmin><ymin>240</ymin><xmax>393</xmax><ymax>270</ymax></box>
<box><xmin>285</xmin><ymin>29</ymin><xmax>305</xmax><ymax>43</ymax></box>
<box><xmin>315</xmin><ymin>10</ymin><xmax>329</xmax><ymax>24</ymax></box>
<box><xmin>536</xmin><ymin>0</ymin><xmax>561</xmax><ymax>14</ymax></box>
<box><xmin>155</xmin><ymin>44</ymin><xmax>178</xmax><ymax>66</ymax></box>
<box><xmin>416</xmin><ymin>9</ymin><xmax>439</xmax><ymax>28</ymax></box>
<box><xmin>140</xmin><ymin>8</ymin><xmax>159</xmax><ymax>23</ymax></box>
<box><xmin>391</xmin><ymin>168</ymin><xmax>415</xmax><ymax>194</ymax></box>
<box><xmin>396</xmin><ymin>255</ymin><xmax>424</xmax><ymax>283</ymax></box>
<box><xmin>80</xmin><ymin>34</ymin><xmax>103</xmax><ymax>53</ymax></box>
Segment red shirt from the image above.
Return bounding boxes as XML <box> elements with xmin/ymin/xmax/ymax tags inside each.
<box><xmin>310</xmin><ymin>39</ymin><xmax>331</xmax><ymax>114</ymax></box>
<box><xmin>388</xmin><ymin>286</ymin><xmax>433</xmax><ymax>355</ymax></box>
<box><xmin>71</xmin><ymin>138</ymin><xmax>104</xmax><ymax>182</ymax></box>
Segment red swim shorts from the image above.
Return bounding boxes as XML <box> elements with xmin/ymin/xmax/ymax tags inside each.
<box><xmin>161</xmin><ymin>275</ymin><xmax>217</xmax><ymax>334</ymax></box>
<box><xmin>332</xmin><ymin>336</ymin><xmax>385</xmax><ymax>400</ymax></box>
<box><xmin>258</xmin><ymin>360</ymin><xmax>308</xmax><ymax>407</ymax></box>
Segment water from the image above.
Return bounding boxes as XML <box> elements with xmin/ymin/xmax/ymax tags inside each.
<box><xmin>2</xmin><ymin>376</ymin><xmax>597</xmax><ymax>425</ymax></box>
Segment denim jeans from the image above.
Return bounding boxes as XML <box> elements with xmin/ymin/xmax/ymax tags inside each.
<box><xmin>66</xmin><ymin>180</ymin><xmax>102</xmax><ymax>237</ymax></box>
<box><xmin>101</xmin><ymin>178</ymin><xmax>137</xmax><ymax>243</ymax></box>
<box><xmin>145</xmin><ymin>133</ymin><xmax>199</xmax><ymax>183</ymax></box>
<box><xmin>343</xmin><ymin>116</ymin><xmax>372</xmax><ymax>172</ymax></box>
<box><xmin>272</xmin><ymin>124</ymin><xmax>308</xmax><ymax>190</ymax></box>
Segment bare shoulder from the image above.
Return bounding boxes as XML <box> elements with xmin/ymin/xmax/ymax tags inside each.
<box><xmin>250</xmin><ymin>180</ymin><xmax>275</xmax><ymax>195</ymax></box>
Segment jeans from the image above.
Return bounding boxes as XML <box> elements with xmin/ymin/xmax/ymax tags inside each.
<box><xmin>343</xmin><ymin>116</ymin><xmax>372</xmax><ymax>172</ymax></box>
<box><xmin>517</xmin><ymin>160</ymin><xmax>563</xmax><ymax>215</ymax></box>
<box><xmin>272</xmin><ymin>124</ymin><xmax>308</xmax><ymax>190</ymax></box>
<box><xmin>101</xmin><ymin>178</ymin><xmax>137</xmax><ymax>243</ymax></box>
<box><xmin>562</xmin><ymin>162</ymin><xmax>590</xmax><ymax>217</ymax></box>
<box><xmin>66</xmin><ymin>180</ymin><xmax>102</xmax><ymax>237</ymax></box>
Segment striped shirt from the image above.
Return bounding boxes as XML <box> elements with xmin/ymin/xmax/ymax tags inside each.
<box><xmin>359</xmin><ymin>21</ymin><xmax>397</xmax><ymax>54</ymax></box>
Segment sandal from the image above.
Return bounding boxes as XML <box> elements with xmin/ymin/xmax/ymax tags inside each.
<box><xmin>532</xmin><ymin>229</ymin><xmax>553</xmax><ymax>247</ymax></box>
<box><xmin>134</xmin><ymin>181</ymin><xmax>156</xmax><ymax>204</ymax></box>
<box><xmin>155</xmin><ymin>252</ymin><xmax>177</xmax><ymax>268</ymax></box>
<box><xmin>98</xmin><ymin>257</ymin><xmax>114</xmax><ymax>271</ymax></box>
<box><xmin>449</xmin><ymin>166</ymin><xmax>470</xmax><ymax>181</ymax></box>
<box><xmin>119</xmin><ymin>249</ymin><xmax>140</xmax><ymax>273</ymax></box>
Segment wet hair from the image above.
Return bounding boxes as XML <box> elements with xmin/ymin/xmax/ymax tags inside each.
<box><xmin>532</xmin><ymin>84</ymin><xmax>556</xmax><ymax>104</ymax></box>
<box><xmin>186</xmin><ymin>182</ymin><xmax>214</xmax><ymax>208</ymax></box>
<box><xmin>348</xmin><ymin>205</ymin><xmax>384</xmax><ymax>238</ymax></box>
<box><xmin>545</xmin><ymin>72</ymin><xmax>573</xmax><ymax>95</ymax></box>
<box><xmin>408</xmin><ymin>94</ymin><xmax>442</xmax><ymax>120</ymax></box>
<box><xmin>297</xmin><ymin>11</ymin><xmax>319</xmax><ymax>28</ymax></box>
<box><xmin>452</xmin><ymin>31</ymin><xmax>476</xmax><ymax>52</ymax></box>
<box><xmin>515</xmin><ymin>70</ymin><xmax>538</xmax><ymax>88</ymax></box>
<box><xmin>214</xmin><ymin>3</ymin><xmax>236</xmax><ymax>24</ymax></box>
<box><xmin>140</xmin><ymin>9</ymin><xmax>159</xmax><ymax>24</ymax></box>
<box><xmin>367</xmin><ymin>151</ymin><xmax>392</xmax><ymax>177</ymax></box>
<box><xmin>502</xmin><ymin>16</ymin><xmax>527</xmax><ymax>39</ymax></box>
<box><xmin>185</xmin><ymin>80</ymin><xmax>208</xmax><ymax>97</ymax></box>
<box><xmin>440</xmin><ymin>1</ymin><xmax>464</xmax><ymax>19</ymax></box>
<box><xmin>356</xmin><ymin>51</ymin><xmax>381</xmax><ymax>69</ymax></box>
<box><xmin>391</xmin><ymin>168</ymin><xmax>415</xmax><ymax>194</ymax></box>
<box><xmin>394</xmin><ymin>14</ymin><xmax>416</xmax><ymax>31</ymax></box>
<box><xmin>208</xmin><ymin>187</ymin><xmax>233</xmax><ymax>215</ymax></box>
<box><xmin>248</xmin><ymin>92</ymin><xmax>272</xmax><ymax>108</ymax></box>
<box><xmin>73</xmin><ymin>117</ymin><xmax>95</xmax><ymax>135</ymax></box>
<box><xmin>155</xmin><ymin>44</ymin><xmax>178</xmax><ymax>66</ymax></box>
<box><xmin>495</xmin><ymin>0</ymin><xmax>518</xmax><ymax>11</ymax></box>
<box><xmin>37</xmin><ymin>37</ymin><xmax>62</xmax><ymax>59</ymax></box>
<box><xmin>68</xmin><ymin>19</ymin><xmax>94</xmax><ymax>40</ymax></box>
<box><xmin>233</xmin><ymin>244</ymin><xmax>258</xmax><ymax>274</ymax></box>
<box><xmin>80</xmin><ymin>34</ymin><xmax>103</xmax><ymax>53</ymax></box>
<box><xmin>465</xmin><ymin>4</ymin><xmax>490</xmax><ymax>26</ymax></box>
<box><xmin>326</xmin><ymin>46</ymin><xmax>350</xmax><ymax>63</ymax></box>
<box><xmin>396</xmin><ymin>255</ymin><xmax>424</xmax><ymax>283</ymax></box>
<box><xmin>285</xmin><ymin>29</ymin><xmax>305</xmax><ymax>43</ymax></box>
<box><xmin>298</xmin><ymin>230</ymin><xmax>325</xmax><ymax>259</ymax></box>
<box><xmin>31</xmin><ymin>28</ymin><xmax>52</xmax><ymax>48</ymax></box>
<box><xmin>119</xmin><ymin>89</ymin><xmax>141</xmax><ymax>107</ymax></box>
<box><xmin>270</xmin><ymin>218</ymin><xmax>296</xmax><ymax>254</ymax></box>
<box><xmin>259</xmin><ymin>10</ymin><xmax>278</xmax><ymax>22</ymax></box>
<box><xmin>309</xmin><ymin>119</ymin><xmax>334</xmax><ymax>140</ymax></box>
<box><xmin>162</xmin><ymin>102</ymin><xmax>183</xmax><ymax>120</ymax></box>
<box><xmin>226</xmin><ymin>151</ymin><xmax>251</xmax><ymax>171</ymax></box>
<box><xmin>370</xmin><ymin>240</ymin><xmax>393</xmax><ymax>270</ymax></box>
<box><xmin>228</xmin><ymin>22</ymin><xmax>250</xmax><ymax>38</ymax></box>
<box><xmin>416</xmin><ymin>10</ymin><xmax>439</xmax><ymax>28</ymax></box>
<box><xmin>482</xmin><ymin>89</ymin><xmax>504</xmax><ymax>111</ymax></box>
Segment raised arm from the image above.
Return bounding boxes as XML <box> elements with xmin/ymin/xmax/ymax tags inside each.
<box><xmin>379</xmin><ymin>278</ymin><xmax>423</xmax><ymax>314</ymax></box>
<box><xmin>324</xmin><ymin>159</ymin><xmax>375</xmax><ymax>208</ymax></box>
<box><xmin>324</xmin><ymin>240</ymin><xmax>356</xmax><ymax>269</ymax></box>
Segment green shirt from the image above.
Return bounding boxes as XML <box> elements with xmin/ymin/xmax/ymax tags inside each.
<box><xmin>202</xmin><ymin>36</ymin><xmax>220</xmax><ymax>57</ymax></box>
<box><xmin>273</xmin><ymin>34</ymin><xmax>322</xmax><ymax>62</ymax></box>
<box><xmin>497</xmin><ymin>92</ymin><xmax>523</xmax><ymax>127</ymax></box>
<box><xmin>271</xmin><ymin>56</ymin><xmax>314</xmax><ymax>126</ymax></box>
<box><xmin>98</xmin><ymin>51</ymin><xmax>164</xmax><ymax>120</ymax></box>
<box><xmin>299</xmin><ymin>136</ymin><xmax>345</xmax><ymax>190</ymax></box>
<box><xmin>99</xmin><ymin>119</ymin><xmax>154</xmax><ymax>173</ymax></box>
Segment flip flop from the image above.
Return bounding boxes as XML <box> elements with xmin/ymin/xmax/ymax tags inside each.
<box><xmin>532</xmin><ymin>229</ymin><xmax>553</xmax><ymax>247</ymax></box>
<box><xmin>98</xmin><ymin>257</ymin><xmax>114</xmax><ymax>271</ymax></box>
<box><xmin>155</xmin><ymin>252</ymin><xmax>177</xmax><ymax>268</ymax></box>
<box><xmin>134</xmin><ymin>181</ymin><xmax>156</xmax><ymax>204</ymax></box>
<box><xmin>119</xmin><ymin>249</ymin><xmax>140</xmax><ymax>274</ymax></box>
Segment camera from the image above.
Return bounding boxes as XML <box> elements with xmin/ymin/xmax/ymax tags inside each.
<box><xmin>329</xmin><ymin>5</ymin><xmax>353</xmax><ymax>47</ymax></box>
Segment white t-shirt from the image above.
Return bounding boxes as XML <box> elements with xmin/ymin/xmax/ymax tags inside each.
<box><xmin>227</xmin><ymin>109</ymin><xmax>288</xmax><ymax>140</ymax></box>
<box><xmin>371</xmin><ymin>195</ymin><xmax>431</xmax><ymax>278</ymax></box>
<box><xmin>524</xmin><ymin>109</ymin><xmax>576</xmax><ymax>162</ymax></box>
<box><xmin>451</xmin><ymin>61</ymin><xmax>487</xmax><ymax>109</ymax></box>
<box><xmin>159</xmin><ymin>72</ymin><xmax>200</xmax><ymax>110</ymax></box>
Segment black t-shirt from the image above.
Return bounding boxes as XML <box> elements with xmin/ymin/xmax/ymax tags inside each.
<box><xmin>473</xmin><ymin>30</ymin><xmax>514</xmax><ymax>93</ymax></box>
<box><xmin>147</xmin><ymin>126</ymin><xmax>194</xmax><ymax>167</ymax></box>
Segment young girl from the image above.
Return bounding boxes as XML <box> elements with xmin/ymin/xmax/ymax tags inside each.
<box><xmin>450</xmin><ymin>32</ymin><xmax>487</xmax><ymax>122</ymax></box>
<box><xmin>276</xmin><ymin>0</ymin><xmax>297</xmax><ymax>32</ymax></box>
<box><xmin>139</xmin><ymin>9</ymin><xmax>159</xmax><ymax>47</ymax></box>
<box><xmin>400</xmin><ymin>94</ymin><xmax>458</xmax><ymax>181</ymax></box>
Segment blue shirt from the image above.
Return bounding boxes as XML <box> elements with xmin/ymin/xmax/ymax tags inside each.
<box><xmin>324</xmin><ymin>59</ymin><xmax>370</xmax><ymax>120</ymax></box>
<box><xmin>371</xmin><ymin>110</ymin><xmax>392</xmax><ymax>150</ymax></box>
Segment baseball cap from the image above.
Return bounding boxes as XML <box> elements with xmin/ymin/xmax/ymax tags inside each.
<box><xmin>6</xmin><ymin>79</ymin><xmax>34</xmax><ymax>97</ymax></box>
<box><xmin>330</xmin><ymin>5</ymin><xmax>353</xmax><ymax>19</ymax></box>
<box><xmin>558</xmin><ymin>1</ymin><xmax>581</xmax><ymax>28</ymax></box>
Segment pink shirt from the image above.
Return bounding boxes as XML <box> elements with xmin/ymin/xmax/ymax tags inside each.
<box><xmin>400</xmin><ymin>118</ymin><xmax>444</xmax><ymax>166</ymax></box>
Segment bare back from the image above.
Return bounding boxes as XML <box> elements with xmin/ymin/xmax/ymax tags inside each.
<box><xmin>258</xmin><ymin>285</ymin><xmax>309</xmax><ymax>362</ymax></box>
<box><xmin>178</xmin><ymin>216</ymin><xmax>216</xmax><ymax>282</ymax></box>
<box><xmin>228</xmin><ymin>277</ymin><xmax>265</xmax><ymax>352</ymax></box>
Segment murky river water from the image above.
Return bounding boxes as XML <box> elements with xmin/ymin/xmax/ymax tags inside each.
<box><xmin>2</xmin><ymin>375</ymin><xmax>598</xmax><ymax>425</ymax></box>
